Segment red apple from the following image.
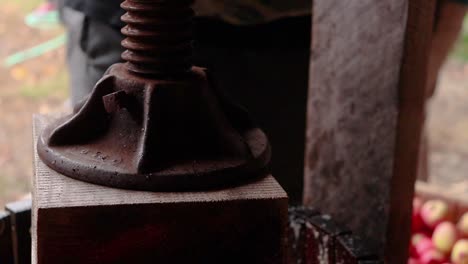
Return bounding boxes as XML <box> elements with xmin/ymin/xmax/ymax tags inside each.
<box><xmin>433</xmin><ymin>221</ymin><xmax>458</xmax><ymax>253</ymax></box>
<box><xmin>413</xmin><ymin>213</ymin><xmax>427</xmax><ymax>234</ymax></box>
<box><xmin>415</xmin><ymin>234</ymin><xmax>435</xmax><ymax>257</ymax></box>
<box><xmin>451</xmin><ymin>239</ymin><xmax>468</xmax><ymax>264</ymax></box>
<box><xmin>458</xmin><ymin>212</ymin><xmax>468</xmax><ymax>238</ymax></box>
<box><xmin>413</xmin><ymin>198</ymin><xmax>426</xmax><ymax>233</ymax></box>
<box><xmin>419</xmin><ymin>249</ymin><xmax>446</xmax><ymax>264</ymax></box>
<box><xmin>408</xmin><ymin>258</ymin><xmax>420</xmax><ymax>264</ymax></box>
<box><xmin>411</xmin><ymin>233</ymin><xmax>429</xmax><ymax>257</ymax></box>
<box><xmin>421</xmin><ymin>200</ymin><xmax>450</xmax><ymax>230</ymax></box>
<box><xmin>414</xmin><ymin>197</ymin><xmax>424</xmax><ymax>212</ymax></box>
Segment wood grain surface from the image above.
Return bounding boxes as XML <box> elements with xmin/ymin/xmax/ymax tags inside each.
<box><xmin>304</xmin><ymin>0</ymin><xmax>408</xmax><ymax>256</ymax></box>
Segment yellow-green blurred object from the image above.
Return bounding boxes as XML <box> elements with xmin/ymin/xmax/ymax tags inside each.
<box><xmin>25</xmin><ymin>10</ymin><xmax>60</xmax><ymax>29</ymax></box>
<box><xmin>3</xmin><ymin>34</ymin><xmax>66</xmax><ymax>68</ymax></box>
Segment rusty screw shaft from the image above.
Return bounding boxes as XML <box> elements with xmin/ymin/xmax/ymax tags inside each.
<box><xmin>121</xmin><ymin>0</ymin><xmax>194</xmax><ymax>76</ymax></box>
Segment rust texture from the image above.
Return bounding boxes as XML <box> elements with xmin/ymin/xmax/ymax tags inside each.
<box><xmin>37</xmin><ymin>0</ymin><xmax>271</xmax><ymax>191</ymax></box>
<box><xmin>121</xmin><ymin>0</ymin><xmax>193</xmax><ymax>76</ymax></box>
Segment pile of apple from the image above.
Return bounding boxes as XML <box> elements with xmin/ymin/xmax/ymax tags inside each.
<box><xmin>409</xmin><ymin>198</ymin><xmax>468</xmax><ymax>264</ymax></box>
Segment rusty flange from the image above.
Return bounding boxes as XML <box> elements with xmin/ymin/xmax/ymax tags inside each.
<box><xmin>37</xmin><ymin>0</ymin><xmax>271</xmax><ymax>191</ymax></box>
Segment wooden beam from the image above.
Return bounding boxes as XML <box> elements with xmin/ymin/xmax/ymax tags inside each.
<box><xmin>304</xmin><ymin>0</ymin><xmax>436</xmax><ymax>261</ymax></box>
<box><xmin>385</xmin><ymin>0</ymin><xmax>436</xmax><ymax>262</ymax></box>
<box><xmin>304</xmin><ymin>0</ymin><xmax>409</xmax><ymax>256</ymax></box>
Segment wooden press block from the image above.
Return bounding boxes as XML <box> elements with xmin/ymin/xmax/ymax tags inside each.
<box><xmin>287</xmin><ymin>207</ymin><xmax>320</xmax><ymax>263</ymax></box>
<box><xmin>0</xmin><ymin>210</ymin><xmax>14</xmax><ymax>264</ymax></box>
<box><xmin>5</xmin><ymin>199</ymin><xmax>32</xmax><ymax>264</ymax></box>
<box><xmin>305</xmin><ymin>215</ymin><xmax>350</xmax><ymax>263</ymax></box>
<box><xmin>32</xmin><ymin>114</ymin><xmax>288</xmax><ymax>264</ymax></box>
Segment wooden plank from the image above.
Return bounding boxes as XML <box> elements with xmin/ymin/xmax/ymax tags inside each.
<box><xmin>5</xmin><ymin>199</ymin><xmax>32</xmax><ymax>264</ymax></box>
<box><xmin>385</xmin><ymin>0</ymin><xmax>436</xmax><ymax>263</ymax></box>
<box><xmin>0</xmin><ymin>210</ymin><xmax>14</xmax><ymax>264</ymax></box>
<box><xmin>335</xmin><ymin>234</ymin><xmax>379</xmax><ymax>264</ymax></box>
<box><xmin>416</xmin><ymin>180</ymin><xmax>468</xmax><ymax>207</ymax></box>
<box><xmin>305</xmin><ymin>215</ymin><xmax>350</xmax><ymax>263</ymax></box>
<box><xmin>32</xmin><ymin>114</ymin><xmax>288</xmax><ymax>264</ymax></box>
<box><xmin>288</xmin><ymin>207</ymin><xmax>383</xmax><ymax>263</ymax></box>
<box><xmin>287</xmin><ymin>207</ymin><xmax>320</xmax><ymax>263</ymax></box>
<box><xmin>304</xmin><ymin>0</ymin><xmax>409</xmax><ymax>256</ymax></box>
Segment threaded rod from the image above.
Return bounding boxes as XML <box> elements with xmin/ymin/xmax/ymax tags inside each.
<box><xmin>121</xmin><ymin>0</ymin><xmax>194</xmax><ymax>76</ymax></box>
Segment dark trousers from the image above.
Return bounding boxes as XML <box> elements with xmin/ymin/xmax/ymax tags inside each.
<box><xmin>62</xmin><ymin>12</ymin><xmax>311</xmax><ymax>204</ymax></box>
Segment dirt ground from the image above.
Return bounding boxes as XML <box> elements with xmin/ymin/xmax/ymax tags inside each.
<box><xmin>0</xmin><ymin>3</ymin><xmax>466</xmax><ymax>207</ymax></box>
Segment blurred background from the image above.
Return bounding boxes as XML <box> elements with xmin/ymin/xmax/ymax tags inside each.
<box><xmin>429</xmin><ymin>18</ymin><xmax>468</xmax><ymax>190</ymax></box>
<box><xmin>0</xmin><ymin>0</ymin><xmax>68</xmax><ymax>206</ymax></box>
<box><xmin>0</xmin><ymin>1</ymin><xmax>466</xmax><ymax>207</ymax></box>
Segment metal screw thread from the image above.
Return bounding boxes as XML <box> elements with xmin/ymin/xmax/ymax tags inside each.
<box><xmin>121</xmin><ymin>0</ymin><xmax>194</xmax><ymax>76</ymax></box>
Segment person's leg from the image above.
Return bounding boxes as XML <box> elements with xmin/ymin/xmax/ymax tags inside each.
<box><xmin>60</xmin><ymin>7</ymin><xmax>124</xmax><ymax>106</ymax></box>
